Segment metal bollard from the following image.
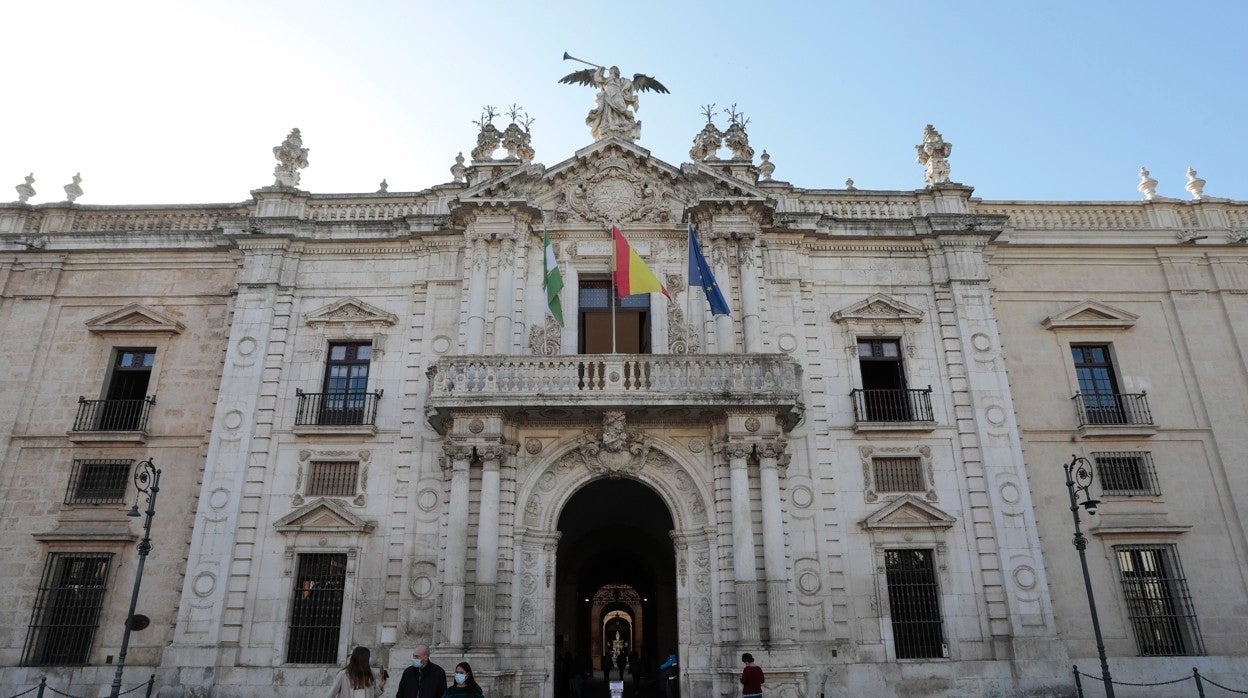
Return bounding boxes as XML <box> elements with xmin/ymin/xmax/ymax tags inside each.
<box><xmin>1193</xmin><ymin>667</ymin><xmax>1205</xmax><ymax>698</ymax></box>
<box><xmin>146</xmin><ymin>674</ymin><xmax>156</xmax><ymax>698</ymax></box>
<box><xmin>1072</xmin><ymin>665</ymin><xmax>1083</xmax><ymax>698</ymax></box>
<box><xmin>36</xmin><ymin>676</ymin><xmax>47</xmax><ymax>698</ymax></box>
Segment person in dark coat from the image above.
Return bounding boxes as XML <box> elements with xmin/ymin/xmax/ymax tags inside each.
<box><xmin>601</xmin><ymin>652</ymin><xmax>612</xmax><ymax>682</ymax></box>
<box><xmin>396</xmin><ymin>643</ymin><xmax>447</xmax><ymax>698</ymax></box>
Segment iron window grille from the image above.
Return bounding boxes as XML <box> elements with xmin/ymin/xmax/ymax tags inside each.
<box><xmin>885</xmin><ymin>548</ymin><xmax>946</xmax><ymax>659</ymax></box>
<box><xmin>306</xmin><ymin>461</ymin><xmax>359</xmax><ymax>498</ymax></box>
<box><xmin>65</xmin><ymin>459</ymin><xmax>133</xmax><ymax>505</ymax></box>
<box><xmin>1092</xmin><ymin>451</ymin><xmax>1159</xmax><ymax>496</ymax></box>
<box><xmin>1114</xmin><ymin>544</ymin><xmax>1204</xmax><ymax>656</ymax></box>
<box><xmin>22</xmin><ymin>553</ymin><xmax>113</xmax><ymax>666</ymax></box>
<box><xmin>286</xmin><ymin>553</ymin><xmax>347</xmax><ymax>664</ymax></box>
<box><xmin>873</xmin><ymin>457</ymin><xmax>925</xmax><ymax>493</ymax></box>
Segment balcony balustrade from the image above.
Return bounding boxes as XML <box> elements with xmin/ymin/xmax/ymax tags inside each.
<box><xmin>426</xmin><ymin>354</ymin><xmax>803</xmax><ymax>433</ymax></box>
<box><xmin>1073</xmin><ymin>391</ymin><xmax>1153</xmax><ymax>427</ymax></box>
<box><xmin>72</xmin><ymin>397</ymin><xmax>156</xmax><ymax>433</ymax></box>
<box><xmin>294</xmin><ymin>389</ymin><xmax>383</xmax><ymax>428</ymax></box>
<box><xmin>850</xmin><ymin>388</ymin><xmax>935</xmax><ymax>431</ymax></box>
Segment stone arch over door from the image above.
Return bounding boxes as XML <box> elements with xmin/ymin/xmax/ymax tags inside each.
<box><xmin>512</xmin><ymin>427</ymin><xmax>716</xmax><ymax>697</ymax></box>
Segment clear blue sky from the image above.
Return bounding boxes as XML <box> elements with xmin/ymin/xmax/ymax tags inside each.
<box><xmin>3</xmin><ymin>1</ymin><xmax>1245</xmax><ymax>204</ymax></box>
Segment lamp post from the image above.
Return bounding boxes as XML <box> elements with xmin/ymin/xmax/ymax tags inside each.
<box><xmin>1064</xmin><ymin>454</ymin><xmax>1114</xmax><ymax>698</ymax></box>
<box><xmin>109</xmin><ymin>459</ymin><xmax>161</xmax><ymax>698</ymax></box>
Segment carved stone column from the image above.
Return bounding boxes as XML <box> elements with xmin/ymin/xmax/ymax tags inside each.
<box><xmin>472</xmin><ymin>444</ymin><xmax>505</xmax><ymax>647</ymax></box>
<box><xmin>724</xmin><ymin>442</ymin><xmax>760</xmax><ymax>642</ymax></box>
<box><xmin>491</xmin><ymin>235</ymin><xmax>519</xmax><ymax>354</ymax></box>
<box><xmin>710</xmin><ymin>236</ymin><xmax>734</xmax><ymax>353</ymax></box>
<box><xmin>757</xmin><ymin>440</ymin><xmax>791</xmax><ymax>642</ymax></box>
<box><xmin>737</xmin><ymin>234</ymin><xmax>762</xmax><ymax>353</ymax></box>
<box><xmin>442</xmin><ymin>443</ymin><xmax>474</xmax><ymax>648</ymax></box>
<box><xmin>465</xmin><ymin>235</ymin><xmax>489</xmax><ymax>353</ymax></box>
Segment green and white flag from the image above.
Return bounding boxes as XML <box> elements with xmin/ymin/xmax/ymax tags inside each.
<box><xmin>543</xmin><ymin>227</ymin><xmax>564</xmax><ymax>326</ymax></box>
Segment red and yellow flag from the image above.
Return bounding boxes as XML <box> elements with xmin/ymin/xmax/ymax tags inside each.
<box><xmin>611</xmin><ymin>226</ymin><xmax>671</xmax><ymax>300</ymax></box>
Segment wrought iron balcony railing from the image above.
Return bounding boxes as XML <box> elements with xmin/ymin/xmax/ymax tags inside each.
<box><xmin>72</xmin><ymin>396</ymin><xmax>156</xmax><ymax>432</ymax></box>
<box><xmin>294</xmin><ymin>389</ymin><xmax>383</xmax><ymax>427</ymax></box>
<box><xmin>851</xmin><ymin>388</ymin><xmax>935</xmax><ymax>424</ymax></box>
<box><xmin>425</xmin><ymin>354</ymin><xmax>804</xmax><ymax>433</ymax></box>
<box><xmin>1073</xmin><ymin>391</ymin><xmax>1152</xmax><ymax>427</ymax></box>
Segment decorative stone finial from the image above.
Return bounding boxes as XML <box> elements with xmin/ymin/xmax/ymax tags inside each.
<box><xmin>916</xmin><ymin>124</ymin><xmax>953</xmax><ymax>185</ymax></box>
<box><xmin>63</xmin><ymin>173</ymin><xmax>83</xmax><ymax>203</ymax></box>
<box><xmin>451</xmin><ymin>152</ymin><xmax>467</xmax><ymax>183</ymax></box>
<box><xmin>15</xmin><ymin>173</ymin><xmax>35</xmax><ymax>203</ymax></box>
<box><xmin>502</xmin><ymin>104</ymin><xmax>536</xmax><ymax>162</ymax></box>
<box><xmin>758</xmin><ymin>150</ymin><xmax>775</xmax><ymax>181</ymax></box>
<box><xmin>724</xmin><ymin>104</ymin><xmax>754</xmax><ymax>160</ymax></box>
<box><xmin>845</xmin><ymin>178</ymin><xmax>857</xmax><ymax>190</ymax></box>
<box><xmin>272</xmin><ymin>128</ymin><xmax>309</xmax><ymax>188</ymax></box>
<box><xmin>1138</xmin><ymin>166</ymin><xmax>1158</xmax><ymax>200</ymax></box>
<box><xmin>1185</xmin><ymin>167</ymin><xmax>1206</xmax><ymax>200</ymax></box>
<box><xmin>690</xmin><ymin>104</ymin><xmax>723</xmax><ymax>162</ymax></box>
<box><xmin>471</xmin><ymin>106</ymin><xmax>503</xmax><ymax>161</ymax></box>
<box><xmin>377</xmin><ymin>179</ymin><xmax>389</xmax><ymax>193</ymax></box>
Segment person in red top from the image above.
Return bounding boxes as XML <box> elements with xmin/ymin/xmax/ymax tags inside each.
<box><xmin>740</xmin><ymin>652</ymin><xmax>764</xmax><ymax>697</ymax></box>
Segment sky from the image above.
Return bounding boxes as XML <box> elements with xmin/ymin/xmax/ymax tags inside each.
<box><xmin>2</xmin><ymin>1</ymin><xmax>1246</xmax><ymax>206</ymax></box>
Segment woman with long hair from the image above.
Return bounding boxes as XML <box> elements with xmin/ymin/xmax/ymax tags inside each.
<box><xmin>445</xmin><ymin>661</ymin><xmax>485</xmax><ymax>697</ymax></box>
<box><xmin>326</xmin><ymin>646</ymin><xmax>388</xmax><ymax>698</ymax></box>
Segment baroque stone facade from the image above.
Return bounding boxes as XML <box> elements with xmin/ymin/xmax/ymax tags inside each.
<box><xmin>1</xmin><ymin>122</ymin><xmax>1247</xmax><ymax>698</ymax></box>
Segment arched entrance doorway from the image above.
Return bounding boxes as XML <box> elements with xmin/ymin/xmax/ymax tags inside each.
<box><xmin>553</xmin><ymin>478</ymin><xmax>676</xmax><ymax>695</ymax></box>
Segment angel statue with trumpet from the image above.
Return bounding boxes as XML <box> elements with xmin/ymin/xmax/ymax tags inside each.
<box><xmin>560</xmin><ymin>52</ymin><xmax>669</xmax><ymax>142</ymax></box>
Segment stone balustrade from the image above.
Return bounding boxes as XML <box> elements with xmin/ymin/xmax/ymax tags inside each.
<box><xmin>425</xmin><ymin>353</ymin><xmax>803</xmax><ymax>433</ymax></box>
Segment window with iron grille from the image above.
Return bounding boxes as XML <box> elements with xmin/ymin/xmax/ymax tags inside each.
<box><xmin>65</xmin><ymin>459</ymin><xmax>133</xmax><ymax>505</ymax></box>
<box><xmin>306</xmin><ymin>461</ymin><xmax>359</xmax><ymax>498</ymax></box>
<box><xmin>287</xmin><ymin>553</ymin><xmax>347</xmax><ymax>664</ymax></box>
<box><xmin>885</xmin><ymin>548</ymin><xmax>945</xmax><ymax>659</ymax></box>
<box><xmin>22</xmin><ymin>553</ymin><xmax>113</xmax><ymax>666</ymax></box>
<box><xmin>873</xmin><ymin>457</ymin><xmax>925</xmax><ymax>493</ymax></box>
<box><xmin>1093</xmin><ymin>452</ymin><xmax>1159</xmax><ymax>496</ymax></box>
<box><xmin>1114</xmin><ymin>545</ymin><xmax>1204</xmax><ymax>656</ymax></box>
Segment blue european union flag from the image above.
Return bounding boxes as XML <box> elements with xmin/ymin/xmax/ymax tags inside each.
<box><xmin>687</xmin><ymin>225</ymin><xmax>731</xmax><ymax>316</ymax></box>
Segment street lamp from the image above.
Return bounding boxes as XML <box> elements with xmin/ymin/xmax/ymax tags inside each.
<box><xmin>1063</xmin><ymin>454</ymin><xmax>1114</xmax><ymax>698</ymax></box>
<box><xmin>109</xmin><ymin>459</ymin><xmax>161</xmax><ymax>698</ymax></box>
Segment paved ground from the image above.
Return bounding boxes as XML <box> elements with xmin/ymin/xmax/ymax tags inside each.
<box><xmin>559</xmin><ymin>674</ymin><xmax>675</xmax><ymax>697</ymax></box>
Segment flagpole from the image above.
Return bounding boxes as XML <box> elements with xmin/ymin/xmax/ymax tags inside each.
<box><xmin>686</xmin><ymin>226</ymin><xmax>693</xmax><ymax>355</ymax></box>
<box><xmin>610</xmin><ymin>223</ymin><xmax>618</xmax><ymax>355</ymax></box>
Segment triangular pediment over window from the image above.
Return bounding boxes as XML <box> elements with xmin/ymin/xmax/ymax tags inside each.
<box><xmin>1041</xmin><ymin>299</ymin><xmax>1138</xmax><ymax>330</ymax></box>
<box><xmin>274</xmin><ymin>498</ymin><xmax>375</xmax><ymax>534</ymax></box>
<box><xmin>85</xmin><ymin>303</ymin><xmax>185</xmax><ymax>335</ymax></box>
<box><xmin>304</xmin><ymin>297</ymin><xmax>398</xmax><ymax>328</ymax></box>
<box><xmin>831</xmin><ymin>294</ymin><xmax>924</xmax><ymax>324</ymax></box>
<box><xmin>860</xmin><ymin>495</ymin><xmax>956</xmax><ymax>531</ymax></box>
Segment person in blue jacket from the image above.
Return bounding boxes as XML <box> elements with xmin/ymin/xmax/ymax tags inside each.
<box><xmin>659</xmin><ymin>649</ymin><xmax>678</xmax><ymax>698</ymax></box>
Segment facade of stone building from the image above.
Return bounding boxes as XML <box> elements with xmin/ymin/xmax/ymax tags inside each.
<box><xmin>1</xmin><ymin>116</ymin><xmax>1247</xmax><ymax>698</ymax></box>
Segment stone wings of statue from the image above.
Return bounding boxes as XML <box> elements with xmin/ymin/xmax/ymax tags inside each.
<box><xmin>560</xmin><ymin>65</ymin><xmax>669</xmax><ymax>142</ymax></box>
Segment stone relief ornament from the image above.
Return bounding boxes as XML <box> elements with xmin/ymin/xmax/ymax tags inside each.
<box><xmin>15</xmin><ymin>173</ymin><xmax>35</xmax><ymax>203</ymax></box>
<box><xmin>1185</xmin><ymin>166</ymin><xmax>1206</xmax><ymax>200</ymax></box>
<box><xmin>915</xmin><ymin>124</ymin><xmax>952</xmax><ymax>185</ymax></box>
<box><xmin>525</xmin><ymin>438</ymin><xmax>544</xmax><ymax>455</ymax></box>
<box><xmin>450</xmin><ymin>152</ymin><xmax>467</xmax><ymax>183</ymax></box>
<box><xmin>559</xmin><ymin>56</ymin><xmax>670</xmax><ymax>142</ymax></box>
<box><xmin>561</xmin><ymin>154</ymin><xmax>668</xmax><ymax>223</ymax></box>
<box><xmin>501</xmin><ymin>105</ymin><xmax>536</xmax><ymax>162</ymax></box>
<box><xmin>557</xmin><ymin>411</ymin><xmax>672</xmax><ymax>479</ymax></box>
<box><xmin>667</xmin><ymin>303</ymin><xmax>701</xmax><ymax>355</ymax></box>
<box><xmin>724</xmin><ymin>104</ymin><xmax>754</xmax><ymax>160</ymax></box>
<box><xmin>63</xmin><ymin>173</ymin><xmax>83</xmax><ymax>203</ymax></box>
<box><xmin>272</xmin><ymin>128</ymin><xmax>309</xmax><ymax>187</ymax></box>
<box><xmin>758</xmin><ymin>151</ymin><xmax>775</xmax><ymax>181</ymax></box>
<box><xmin>1138</xmin><ymin>166</ymin><xmax>1158</xmax><ymax>200</ymax></box>
<box><xmin>471</xmin><ymin>106</ymin><xmax>503</xmax><ymax>161</ymax></box>
<box><xmin>528</xmin><ymin>315</ymin><xmax>562</xmax><ymax>355</ymax></box>
<box><xmin>690</xmin><ymin>104</ymin><xmax>723</xmax><ymax>162</ymax></box>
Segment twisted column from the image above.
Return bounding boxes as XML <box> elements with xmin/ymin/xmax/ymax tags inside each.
<box><xmin>441</xmin><ymin>443</ymin><xmax>474</xmax><ymax>648</ymax></box>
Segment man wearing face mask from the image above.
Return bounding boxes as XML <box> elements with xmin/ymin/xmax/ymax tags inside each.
<box><xmin>396</xmin><ymin>644</ymin><xmax>447</xmax><ymax>698</ymax></box>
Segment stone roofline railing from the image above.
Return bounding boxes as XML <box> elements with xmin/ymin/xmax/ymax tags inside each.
<box><xmin>3</xmin><ymin>185</ymin><xmax>1245</xmax><ymax>239</ymax></box>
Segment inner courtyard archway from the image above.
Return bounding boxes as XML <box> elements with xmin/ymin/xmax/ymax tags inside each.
<box><xmin>553</xmin><ymin>477</ymin><xmax>677</xmax><ymax>690</ymax></box>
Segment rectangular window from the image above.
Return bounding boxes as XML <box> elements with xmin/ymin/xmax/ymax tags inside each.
<box><xmin>578</xmin><ymin>280</ymin><xmax>651</xmax><ymax>354</ymax></box>
<box><xmin>873</xmin><ymin>457</ymin><xmax>925</xmax><ymax>493</ymax></box>
<box><xmin>856</xmin><ymin>339</ymin><xmax>918</xmax><ymax>421</ymax></box>
<box><xmin>1072</xmin><ymin>344</ymin><xmax>1124</xmax><ymax>424</ymax></box>
<box><xmin>22</xmin><ymin>553</ymin><xmax>113</xmax><ymax>666</ymax></box>
<box><xmin>306</xmin><ymin>461</ymin><xmax>359</xmax><ymax>498</ymax></box>
<box><xmin>65</xmin><ymin>459</ymin><xmax>133</xmax><ymax>505</ymax></box>
<box><xmin>885</xmin><ymin>548</ymin><xmax>945</xmax><ymax>659</ymax></box>
<box><xmin>1093</xmin><ymin>451</ymin><xmax>1159</xmax><ymax>496</ymax></box>
<box><xmin>287</xmin><ymin>553</ymin><xmax>347</xmax><ymax>664</ymax></box>
<box><xmin>98</xmin><ymin>348</ymin><xmax>156</xmax><ymax>430</ymax></box>
<box><xmin>320</xmin><ymin>342</ymin><xmax>372</xmax><ymax>425</ymax></box>
<box><xmin>1114</xmin><ymin>545</ymin><xmax>1203</xmax><ymax>656</ymax></box>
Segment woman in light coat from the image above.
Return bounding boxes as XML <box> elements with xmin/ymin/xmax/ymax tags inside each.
<box><xmin>327</xmin><ymin>646</ymin><xmax>388</xmax><ymax>698</ymax></box>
